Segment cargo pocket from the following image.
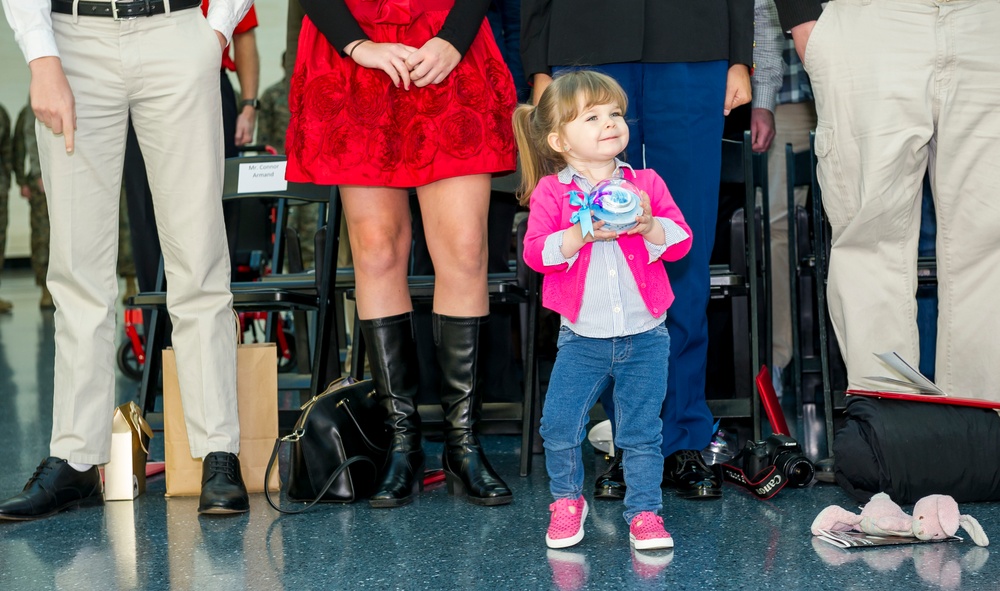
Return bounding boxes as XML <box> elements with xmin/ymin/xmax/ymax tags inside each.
<box><xmin>814</xmin><ymin>124</ymin><xmax>858</xmax><ymax>227</ymax></box>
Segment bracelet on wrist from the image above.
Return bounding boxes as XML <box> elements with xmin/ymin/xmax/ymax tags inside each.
<box><xmin>348</xmin><ymin>39</ymin><xmax>369</xmax><ymax>59</ymax></box>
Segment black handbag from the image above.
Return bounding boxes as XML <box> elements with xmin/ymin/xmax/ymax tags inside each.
<box><xmin>266</xmin><ymin>377</ymin><xmax>389</xmax><ymax>513</ymax></box>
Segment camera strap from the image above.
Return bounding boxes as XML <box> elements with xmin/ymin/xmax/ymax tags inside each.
<box><xmin>719</xmin><ymin>463</ymin><xmax>789</xmax><ymax>500</ymax></box>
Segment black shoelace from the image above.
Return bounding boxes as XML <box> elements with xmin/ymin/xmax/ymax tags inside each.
<box><xmin>26</xmin><ymin>460</ymin><xmax>58</xmax><ymax>488</ymax></box>
<box><xmin>206</xmin><ymin>454</ymin><xmax>238</xmax><ymax>479</ymax></box>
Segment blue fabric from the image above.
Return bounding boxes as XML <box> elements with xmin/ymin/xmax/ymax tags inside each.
<box><xmin>541</xmin><ymin>325</ymin><xmax>669</xmax><ymax>524</ymax></box>
<box><xmin>555</xmin><ymin>61</ymin><xmax>728</xmax><ymax>457</ymax></box>
<box><xmin>486</xmin><ymin>1</ymin><xmax>529</xmax><ymax>103</ymax></box>
<box><xmin>917</xmin><ymin>175</ymin><xmax>937</xmax><ymax>380</ymax></box>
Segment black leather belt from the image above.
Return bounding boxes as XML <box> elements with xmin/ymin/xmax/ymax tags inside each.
<box><xmin>51</xmin><ymin>0</ymin><xmax>202</xmax><ymax>19</ymax></box>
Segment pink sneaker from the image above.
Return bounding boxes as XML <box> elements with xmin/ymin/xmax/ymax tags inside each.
<box><xmin>546</xmin><ymin>496</ymin><xmax>589</xmax><ymax>549</ymax></box>
<box><xmin>629</xmin><ymin>512</ymin><xmax>673</xmax><ymax>550</ymax></box>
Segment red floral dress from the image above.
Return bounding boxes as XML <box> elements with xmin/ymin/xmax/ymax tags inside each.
<box><xmin>286</xmin><ymin>0</ymin><xmax>517</xmax><ymax>188</ymax></box>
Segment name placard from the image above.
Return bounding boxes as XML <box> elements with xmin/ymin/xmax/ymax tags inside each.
<box><xmin>237</xmin><ymin>161</ymin><xmax>288</xmax><ymax>194</ymax></box>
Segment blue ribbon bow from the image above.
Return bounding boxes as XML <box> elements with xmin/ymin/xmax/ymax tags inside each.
<box><xmin>568</xmin><ymin>190</ymin><xmax>597</xmax><ymax>238</ymax></box>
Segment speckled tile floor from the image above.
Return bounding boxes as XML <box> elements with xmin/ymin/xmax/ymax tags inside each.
<box><xmin>2</xmin><ymin>269</ymin><xmax>999</xmax><ymax>591</ymax></box>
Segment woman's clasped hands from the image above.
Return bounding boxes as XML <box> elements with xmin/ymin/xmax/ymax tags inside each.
<box><xmin>348</xmin><ymin>37</ymin><xmax>460</xmax><ymax>90</ymax></box>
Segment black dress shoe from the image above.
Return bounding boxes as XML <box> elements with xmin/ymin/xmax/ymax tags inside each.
<box><xmin>198</xmin><ymin>452</ymin><xmax>249</xmax><ymax>515</ymax></box>
<box><xmin>594</xmin><ymin>449</ymin><xmax>626</xmax><ymax>500</ymax></box>
<box><xmin>0</xmin><ymin>457</ymin><xmax>103</xmax><ymax>521</ymax></box>
<box><xmin>662</xmin><ymin>450</ymin><xmax>722</xmax><ymax>500</ymax></box>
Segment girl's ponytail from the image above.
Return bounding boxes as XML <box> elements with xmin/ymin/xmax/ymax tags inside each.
<box><xmin>513</xmin><ymin>104</ymin><xmax>548</xmax><ymax>206</ymax></box>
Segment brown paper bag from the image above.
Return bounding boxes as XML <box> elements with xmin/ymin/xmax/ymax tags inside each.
<box><xmin>104</xmin><ymin>401</ymin><xmax>154</xmax><ymax>501</ymax></box>
<box><xmin>162</xmin><ymin>342</ymin><xmax>280</xmax><ymax>496</ymax></box>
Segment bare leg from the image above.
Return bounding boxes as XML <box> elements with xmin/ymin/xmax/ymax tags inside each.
<box><xmin>340</xmin><ymin>186</ymin><xmax>413</xmax><ymax>320</ymax></box>
<box><xmin>416</xmin><ymin>174</ymin><xmax>491</xmax><ymax>317</ymax></box>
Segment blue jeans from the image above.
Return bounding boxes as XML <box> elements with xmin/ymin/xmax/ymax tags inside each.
<box><xmin>540</xmin><ymin>324</ymin><xmax>670</xmax><ymax>524</ymax></box>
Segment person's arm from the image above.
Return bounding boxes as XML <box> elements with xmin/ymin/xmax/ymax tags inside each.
<box><xmin>2</xmin><ymin>0</ymin><xmax>59</xmax><ymax>62</ymax></box>
<box><xmin>232</xmin><ymin>29</ymin><xmax>260</xmax><ymax>146</ymax></box>
<box><xmin>521</xmin><ymin>0</ymin><xmax>552</xmax><ymax>103</ymax></box>
<box><xmin>523</xmin><ymin>178</ymin><xmax>570</xmax><ymax>274</ymax></box>
<box><xmin>205</xmin><ymin>0</ymin><xmax>255</xmax><ymax>48</ymax></box>
<box><xmin>727</xmin><ymin>0</ymin><xmax>755</xmax><ymax>68</ymax></box>
<box><xmin>404</xmin><ymin>0</ymin><xmax>491</xmax><ymax>88</ymax></box>
<box><xmin>750</xmin><ymin>0</ymin><xmax>783</xmax><ymax>152</ymax></box>
<box><xmin>773</xmin><ymin>0</ymin><xmax>821</xmax><ymax>62</ymax></box>
<box><xmin>2</xmin><ymin>0</ymin><xmax>76</xmax><ymax>153</ymax></box>
<box><xmin>298</xmin><ymin>0</ymin><xmax>417</xmax><ymax>88</ymax></box>
<box><xmin>298</xmin><ymin>0</ymin><xmax>367</xmax><ymax>53</ymax></box>
<box><xmin>724</xmin><ymin>0</ymin><xmax>755</xmax><ymax>116</ymax></box>
<box><xmin>773</xmin><ymin>0</ymin><xmax>822</xmax><ymax>30</ymax></box>
<box><xmin>436</xmin><ymin>0</ymin><xmax>492</xmax><ymax>57</ymax></box>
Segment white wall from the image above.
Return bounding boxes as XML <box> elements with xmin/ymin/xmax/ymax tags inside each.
<box><xmin>0</xmin><ymin>1</ymin><xmax>288</xmax><ymax>259</ymax></box>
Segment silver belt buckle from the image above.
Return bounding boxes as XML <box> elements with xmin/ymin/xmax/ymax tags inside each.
<box><xmin>111</xmin><ymin>0</ymin><xmax>142</xmax><ymax>20</ymax></box>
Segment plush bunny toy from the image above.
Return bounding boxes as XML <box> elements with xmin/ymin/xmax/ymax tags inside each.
<box><xmin>912</xmin><ymin>494</ymin><xmax>989</xmax><ymax>547</ymax></box>
<box><xmin>811</xmin><ymin>492</ymin><xmax>989</xmax><ymax>547</ymax></box>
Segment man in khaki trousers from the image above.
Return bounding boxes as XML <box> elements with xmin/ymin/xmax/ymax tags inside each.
<box><xmin>776</xmin><ymin>0</ymin><xmax>1000</xmax><ymax>401</ymax></box>
<box><xmin>0</xmin><ymin>0</ymin><xmax>254</xmax><ymax>520</ymax></box>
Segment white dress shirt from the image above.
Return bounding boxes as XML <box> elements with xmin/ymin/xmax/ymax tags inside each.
<box><xmin>1</xmin><ymin>0</ymin><xmax>254</xmax><ymax>63</ymax></box>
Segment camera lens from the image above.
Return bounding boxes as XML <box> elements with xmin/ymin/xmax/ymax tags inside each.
<box><xmin>783</xmin><ymin>456</ymin><xmax>815</xmax><ymax>487</ymax></box>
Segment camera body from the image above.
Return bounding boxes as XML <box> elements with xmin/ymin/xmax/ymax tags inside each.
<box><xmin>740</xmin><ymin>434</ymin><xmax>815</xmax><ymax>488</ymax></box>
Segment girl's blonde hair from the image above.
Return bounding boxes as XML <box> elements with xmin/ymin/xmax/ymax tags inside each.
<box><xmin>512</xmin><ymin>70</ymin><xmax>629</xmax><ymax>205</ymax></box>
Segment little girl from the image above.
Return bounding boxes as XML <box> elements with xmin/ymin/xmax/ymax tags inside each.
<box><xmin>514</xmin><ymin>71</ymin><xmax>692</xmax><ymax>551</ymax></box>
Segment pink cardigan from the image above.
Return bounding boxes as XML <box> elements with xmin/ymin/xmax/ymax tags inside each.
<box><xmin>522</xmin><ymin>168</ymin><xmax>693</xmax><ymax>323</ymax></box>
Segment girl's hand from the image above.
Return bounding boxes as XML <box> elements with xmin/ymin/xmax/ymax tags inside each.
<box><xmin>405</xmin><ymin>37</ymin><xmax>461</xmax><ymax>88</ymax></box>
<box><xmin>561</xmin><ymin>220</ymin><xmax>617</xmax><ymax>259</ymax></box>
<box><xmin>349</xmin><ymin>40</ymin><xmax>419</xmax><ymax>89</ymax></box>
<box><xmin>627</xmin><ymin>191</ymin><xmax>665</xmax><ymax>243</ymax></box>
<box><xmin>584</xmin><ymin>219</ymin><xmax>619</xmax><ymax>244</ymax></box>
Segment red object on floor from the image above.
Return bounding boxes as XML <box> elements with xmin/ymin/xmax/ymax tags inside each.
<box><xmin>423</xmin><ymin>469</ymin><xmax>446</xmax><ymax>486</ymax></box>
<box><xmin>756</xmin><ymin>365</ymin><xmax>790</xmax><ymax>436</ymax></box>
<box><xmin>146</xmin><ymin>461</ymin><xmax>166</xmax><ymax>478</ymax></box>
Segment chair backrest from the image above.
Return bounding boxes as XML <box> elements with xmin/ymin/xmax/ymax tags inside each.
<box><xmin>222</xmin><ymin>155</ymin><xmax>338</xmax><ymax>277</ymax></box>
<box><xmin>223</xmin><ymin>155</ymin><xmax>332</xmax><ymax>203</ymax></box>
<box><xmin>786</xmin><ymin>144</ymin><xmax>814</xmax><ymax>189</ymax></box>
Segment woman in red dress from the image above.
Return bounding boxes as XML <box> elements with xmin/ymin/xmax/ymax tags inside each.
<box><xmin>290</xmin><ymin>0</ymin><xmax>516</xmax><ymax>508</ymax></box>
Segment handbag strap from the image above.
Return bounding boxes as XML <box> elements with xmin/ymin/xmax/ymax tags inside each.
<box><xmin>265</xmin><ymin>436</ymin><xmax>377</xmax><ymax>514</ymax></box>
<box><xmin>340</xmin><ymin>399</ymin><xmax>387</xmax><ymax>453</ymax></box>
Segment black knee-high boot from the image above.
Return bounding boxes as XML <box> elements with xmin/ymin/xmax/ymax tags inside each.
<box><xmin>360</xmin><ymin>313</ymin><xmax>424</xmax><ymax>508</ymax></box>
<box><xmin>434</xmin><ymin>313</ymin><xmax>513</xmax><ymax>506</ymax></box>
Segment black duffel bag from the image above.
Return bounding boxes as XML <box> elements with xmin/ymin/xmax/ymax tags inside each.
<box><xmin>266</xmin><ymin>377</ymin><xmax>389</xmax><ymax>513</ymax></box>
<box><xmin>834</xmin><ymin>396</ymin><xmax>1000</xmax><ymax>504</ymax></box>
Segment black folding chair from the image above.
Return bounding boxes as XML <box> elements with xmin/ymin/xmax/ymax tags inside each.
<box><xmin>707</xmin><ymin>130</ymin><xmax>768</xmax><ymax>439</ymax></box>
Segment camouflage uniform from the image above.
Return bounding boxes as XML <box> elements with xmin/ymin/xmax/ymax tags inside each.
<box><xmin>0</xmin><ymin>104</ymin><xmax>12</xmax><ymax>278</ymax></box>
<box><xmin>12</xmin><ymin>105</ymin><xmax>49</xmax><ymax>287</ymax></box>
<box><xmin>260</xmin><ymin>74</ymin><xmax>320</xmax><ymax>268</ymax></box>
<box><xmin>117</xmin><ymin>185</ymin><xmax>135</xmax><ymax>279</ymax></box>
<box><xmin>258</xmin><ymin>76</ymin><xmax>289</xmax><ymax>155</ymax></box>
